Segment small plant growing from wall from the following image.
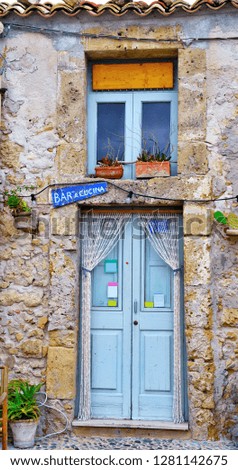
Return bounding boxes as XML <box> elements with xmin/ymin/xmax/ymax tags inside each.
<box><xmin>4</xmin><ymin>186</ymin><xmax>34</xmax><ymax>216</ymax></box>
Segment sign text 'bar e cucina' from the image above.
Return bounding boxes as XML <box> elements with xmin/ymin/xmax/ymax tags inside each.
<box><xmin>52</xmin><ymin>182</ymin><xmax>108</xmax><ymax>208</ymax></box>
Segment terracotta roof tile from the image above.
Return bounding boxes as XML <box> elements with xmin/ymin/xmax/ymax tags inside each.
<box><xmin>0</xmin><ymin>0</ymin><xmax>237</xmax><ymax>18</ymax></box>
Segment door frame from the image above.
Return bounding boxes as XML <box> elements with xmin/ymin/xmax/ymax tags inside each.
<box><xmin>76</xmin><ymin>207</ymin><xmax>186</xmax><ymax>424</ymax></box>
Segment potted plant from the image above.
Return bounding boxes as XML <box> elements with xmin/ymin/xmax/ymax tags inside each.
<box><xmin>3</xmin><ymin>186</ymin><xmax>38</xmax><ymax>233</ymax></box>
<box><xmin>8</xmin><ymin>379</ymin><xmax>42</xmax><ymax>448</ymax></box>
<box><xmin>4</xmin><ymin>186</ymin><xmax>32</xmax><ymax>216</ymax></box>
<box><xmin>136</xmin><ymin>148</ymin><xmax>171</xmax><ymax>179</ymax></box>
<box><xmin>135</xmin><ymin>138</ymin><xmax>171</xmax><ymax>179</ymax></box>
<box><xmin>95</xmin><ymin>156</ymin><xmax>124</xmax><ymax>179</ymax></box>
<box><xmin>95</xmin><ymin>139</ymin><xmax>124</xmax><ymax>179</ymax></box>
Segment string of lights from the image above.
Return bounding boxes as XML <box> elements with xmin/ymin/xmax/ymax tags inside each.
<box><xmin>1</xmin><ymin>180</ymin><xmax>237</xmax><ymax>205</ymax></box>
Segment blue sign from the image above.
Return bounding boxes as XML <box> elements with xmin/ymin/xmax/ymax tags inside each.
<box><xmin>148</xmin><ymin>219</ymin><xmax>169</xmax><ymax>234</ymax></box>
<box><xmin>52</xmin><ymin>182</ymin><xmax>108</xmax><ymax>208</ymax></box>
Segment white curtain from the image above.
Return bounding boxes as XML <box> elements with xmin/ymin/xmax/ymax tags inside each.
<box><xmin>140</xmin><ymin>213</ymin><xmax>184</xmax><ymax>424</ymax></box>
<box><xmin>78</xmin><ymin>212</ymin><xmax>131</xmax><ymax>420</ymax></box>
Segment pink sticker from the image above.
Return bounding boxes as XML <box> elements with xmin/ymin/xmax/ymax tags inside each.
<box><xmin>108</xmin><ymin>282</ymin><xmax>118</xmax><ymax>286</ymax></box>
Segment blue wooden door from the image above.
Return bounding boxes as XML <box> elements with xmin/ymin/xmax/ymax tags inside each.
<box><xmin>91</xmin><ymin>218</ymin><xmax>174</xmax><ymax>420</ymax></box>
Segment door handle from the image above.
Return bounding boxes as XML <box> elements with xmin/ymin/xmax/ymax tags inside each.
<box><xmin>134</xmin><ymin>300</ymin><xmax>138</xmax><ymax>314</ymax></box>
<box><xmin>133</xmin><ymin>320</ymin><xmax>138</xmax><ymax>326</ymax></box>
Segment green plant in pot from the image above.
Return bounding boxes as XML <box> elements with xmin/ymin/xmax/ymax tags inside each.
<box><xmin>8</xmin><ymin>379</ymin><xmax>43</xmax><ymax>448</ymax></box>
<box><xmin>136</xmin><ymin>140</ymin><xmax>171</xmax><ymax>178</ymax></box>
<box><xmin>4</xmin><ymin>186</ymin><xmax>33</xmax><ymax>216</ymax></box>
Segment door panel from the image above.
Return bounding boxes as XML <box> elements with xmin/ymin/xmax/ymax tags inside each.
<box><xmin>91</xmin><ymin>217</ymin><xmax>175</xmax><ymax>420</ymax></box>
<box><xmin>91</xmin><ymin>332</ymin><xmax>122</xmax><ymax>390</ymax></box>
<box><xmin>143</xmin><ymin>333</ymin><xmax>172</xmax><ymax>392</ymax></box>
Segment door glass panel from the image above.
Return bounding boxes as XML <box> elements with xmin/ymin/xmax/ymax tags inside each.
<box><xmin>97</xmin><ymin>103</ymin><xmax>125</xmax><ymax>162</ymax></box>
<box><xmin>92</xmin><ymin>244</ymin><xmax>119</xmax><ymax>307</ymax></box>
<box><xmin>144</xmin><ymin>239</ymin><xmax>171</xmax><ymax>309</ymax></box>
<box><xmin>142</xmin><ymin>102</ymin><xmax>170</xmax><ymax>156</ymax></box>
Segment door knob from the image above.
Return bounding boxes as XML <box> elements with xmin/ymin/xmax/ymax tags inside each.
<box><xmin>133</xmin><ymin>320</ymin><xmax>138</xmax><ymax>326</ymax></box>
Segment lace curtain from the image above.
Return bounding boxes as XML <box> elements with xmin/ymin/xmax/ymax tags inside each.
<box><xmin>78</xmin><ymin>212</ymin><xmax>131</xmax><ymax>420</ymax></box>
<box><xmin>78</xmin><ymin>211</ymin><xmax>183</xmax><ymax>424</ymax></box>
<box><xmin>140</xmin><ymin>213</ymin><xmax>184</xmax><ymax>423</ymax></box>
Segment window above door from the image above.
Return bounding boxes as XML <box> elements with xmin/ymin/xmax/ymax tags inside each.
<box><xmin>87</xmin><ymin>61</ymin><xmax>178</xmax><ymax>179</ymax></box>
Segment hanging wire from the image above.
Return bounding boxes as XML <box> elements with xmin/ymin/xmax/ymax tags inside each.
<box><xmin>1</xmin><ymin>180</ymin><xmax>236</xmax><ymax>205</ymax></box>
<box><xmin>2</xmin><ymin>22</ymin><xmax>238</xmax><ymax>44</ymax></box>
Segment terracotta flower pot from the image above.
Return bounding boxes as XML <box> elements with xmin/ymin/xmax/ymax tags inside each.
<box><xmin>136</xmin><ymin>161</ymin><xmax>170</xmax><ymax>179</ymax></box>
<box><xmin>95</xmin><ymin>165</ymin><xmax>123</xmax><ymax>179</ymax></box>
<box><xmin>13</xmin><ymin>212</ymin><xmax>38</xmax><ymax>233</ymax></box>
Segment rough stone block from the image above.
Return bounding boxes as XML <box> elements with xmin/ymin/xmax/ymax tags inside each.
<box><xmin>184</xmin><ymin>286</ymin><xmax>212</xmax><ymax>329</ymax></box>
<box><xmin>193</xmin><ymin>409</ymin><xmax>215</xmax><ymax>440</ymax></box>
<box><xmin>38</xmin><ymin>317</ymin><xmax>48</xmax><ymax>329</ymax></box>
<box><xmin>219</xmin><ymin>330</ymin><xmax>238</xmax><ymax>367</ymax></box>
<box><xmin>178</xmin><ymin>142</ymin><xmax>208</xmax><ymax>175</ymax></box>
<box><xmin>57</xmin><ymin>70</ymin><xmax>85</xmax><ymax>143</ymax></box>
<box><xmin>0</xmin><ymin>139</ymin><xmax>22</xmax><ymax>169</ymax></box>
<box><xmin>49</xmin><ymin>330</ymin><xmax>76</xmax><ymax>347</ymax></box>
<box><xmin>178</xmin><ymin>49</ymin><xmax>206</xmax><ymax>141</ymax></box>
<box><xmin>184</xmin><ymin>238</ymin><xmax>211</xmax><ymax>285</ymax></box>
<box><xmin>221</xmin><ymin>309</ymin><xmax>238</xmax><ymax>327</ymax></box>
<box><xmin>20</xmin><ymin>339</ymin><xmax>43</xmax><ymax>357</ymax></box>
<box><xmin>50</xmin><ymin>205</ymin><xmax>78</xmax><ymax>236</ymax></box>
<box><xmin>0</xmin><ymin>210</ymin><xmax>19</xmax><ymax>237</ymax></box>
<box><xmin>184</xmin><ymin>204</ymin><xmax>211</xmax><ymax>236</ymax></box>
<box><xmin>46</xmin><ymin>347</ymin><xmax>76</xmax><ymax>399</ymax></box>
<box><xmin>55</xmin><ymin>143</ymin><xmax>85</xmax><ymax>176</ymax></box>
<box><xmin>0</xmin><ymin>288</ymin><xmax>44</xmax><ymax>307</ymax></box>
<box><xmin>186</xmin><ymin>328</ymin><xmax>213</xmax><ymax>362</ymax></box>
<box><xmin>189</xmin><ymin>386</ymin><xmax>214</xmax><ymax>409</ymax></box>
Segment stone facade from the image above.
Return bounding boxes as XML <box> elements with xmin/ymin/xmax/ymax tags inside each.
<box><xmin>0</xmin><ymin>7</ymin><xmax>238</xmax><ymax>440</ymax></box>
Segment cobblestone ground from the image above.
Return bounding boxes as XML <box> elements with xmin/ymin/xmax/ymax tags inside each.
<box><xmin>26</xmin><ymin>433</ymin><xmax>238</xmax><ymax>450</ymax></box>
<box><xmin>7</xmin><ymin>432</ymin><xmax>238</xmax><ymax>450</ymax></box>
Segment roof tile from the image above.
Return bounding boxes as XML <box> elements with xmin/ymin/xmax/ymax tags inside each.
<box><xmin>0</xmin><ymin>0</ymin><xmax>237</xmax><ymax>18</ymax></box>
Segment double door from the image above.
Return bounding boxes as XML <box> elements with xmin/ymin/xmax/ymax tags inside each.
<box><xmin>91</xmin><ymin>218</ymin><xmax>174</xmax><ymax>420</ymax></box>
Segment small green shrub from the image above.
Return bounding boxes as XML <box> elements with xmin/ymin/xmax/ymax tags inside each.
<box><xmin>137</xmin><ymin>149</ymin><xmax>171</xmax><ymax>162</ymax></box>
<box><xmin>4</xmin><ymin>186</ymin><xmax>34</xmax><ymax>214</ymax></box>
<box><xmin>8</xmin><ymin>379</ymin><xmax>42</xmax><ymax>421</ymax></box>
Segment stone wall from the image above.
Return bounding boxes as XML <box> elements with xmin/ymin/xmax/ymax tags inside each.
<box><xmin>0</xmin><ymin>9</ymin><xmax>238</xmax><ymax>440</ymax></box>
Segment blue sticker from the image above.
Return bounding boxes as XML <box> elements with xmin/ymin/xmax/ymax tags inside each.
<box><xmin>148</xmin><ymin>219</ymin><xmax>169</xmax><ymax>234</ymax></box>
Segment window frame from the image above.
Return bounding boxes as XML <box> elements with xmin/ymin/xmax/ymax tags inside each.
<box><xmin>87</xmin><ymin>63</ymin><xmax>178</xmax><ymax>179</ymax></box>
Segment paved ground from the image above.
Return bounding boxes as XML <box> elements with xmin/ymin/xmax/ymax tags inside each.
<box><xmin>22</xmin><ymin>433</ymin><xmax>238</xmax><ymax>450</ymax></box>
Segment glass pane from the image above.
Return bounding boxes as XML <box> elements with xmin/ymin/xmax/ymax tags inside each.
<box><xmin>92</xmin><ymin>244</ymin><xmax>119</xmax><ymax>307</ymax></box>
<box><xmin>97</xmin><ymin>103</ymin><xmax>125</xmax><ymax>162</ymax></box>
<box><xmin>144</xmin><ymin>239</ymin><xmax>171</xmax><ymax>309</ymax></box>
<box><xmin>142</xmin><ymin>102</ymin><xmax>170</xmax><ymax>156</ymax></box>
